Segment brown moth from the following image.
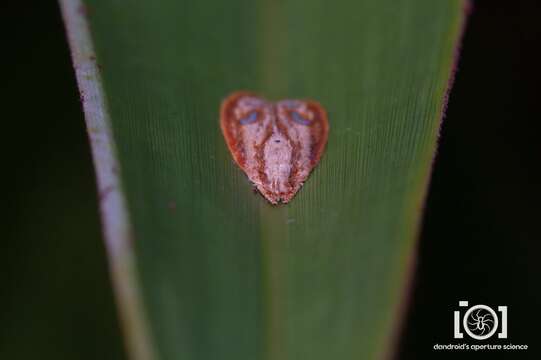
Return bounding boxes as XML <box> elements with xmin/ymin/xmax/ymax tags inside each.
<box><xmin>220</xmin><ymin>91</ymin><xmax>329</xmax><ymax>204</ymax></box>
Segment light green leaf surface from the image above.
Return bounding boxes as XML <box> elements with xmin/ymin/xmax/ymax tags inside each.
<box><xmin>60</xmin><ymin>0</ymin><xmax>466</xmax><ymax>359</ymax></box>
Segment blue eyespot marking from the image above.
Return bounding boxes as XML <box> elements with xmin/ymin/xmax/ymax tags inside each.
<box><xmin>239</xmin><ymin>112</ymin><xmax>258</xmax><ymax>125</ymax></box>
<box><xmin>291</xmin><ymin>111</ymin><xmax>311</xmax><ymax>125</ymax></box>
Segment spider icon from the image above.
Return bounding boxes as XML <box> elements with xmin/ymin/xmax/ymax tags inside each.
<box><xmin>467</xmin><ymin>308</ymin><xmax>494</xmax><ymax>335</ymax></box>
<box><xmin>462</xmin><ymin>305</ymin><xmax>499</xmax><ymax>340</ymax></box>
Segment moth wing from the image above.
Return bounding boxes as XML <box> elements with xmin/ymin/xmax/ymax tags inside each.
<box><xmin>276</xmin><ymin>99</ymin><xmax>329</xmax><ymax>167</ymax></box>
<box><xmin>220</xmin><ymin>91</ymin><xmax>267</xmax><ymax>168</ymax></box>
<box><xmin>303</xmin><ymin>100</ymin><xmax>329</xmax><ymax>166</ymax></box>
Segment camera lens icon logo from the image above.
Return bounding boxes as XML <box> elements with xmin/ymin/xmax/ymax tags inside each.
<box><xmin>454</xmin><ymin>301</ymin><xmax>508</xmax><ymax>340</ymax></box>
<box><xmin>463</xmin><ymin>305</ymin><xmax>498</xmax><ymax>340</ymax></box>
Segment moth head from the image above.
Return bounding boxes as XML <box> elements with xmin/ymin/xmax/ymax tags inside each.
<box><xmin>277</xmin><ymin>100</ymin><xmax>314</xmax><ymax>126</ymax></box>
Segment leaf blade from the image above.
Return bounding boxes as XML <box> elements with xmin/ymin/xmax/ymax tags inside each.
<box><xmin>60</xmin><ymin>0</ymin><xmax>467</xmax><ymax>359</ymax></box>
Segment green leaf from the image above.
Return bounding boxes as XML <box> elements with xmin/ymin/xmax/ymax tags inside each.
<box><xmin>60</xmin><ymin>0</ymin><xmax>466</xmax><ymax>359</ymax></box>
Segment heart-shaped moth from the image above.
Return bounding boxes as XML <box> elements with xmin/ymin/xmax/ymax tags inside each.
<box><xmin>220</xmin><ymin>91</ymin><xmax>329</xmax><ymax>204</ymax></box>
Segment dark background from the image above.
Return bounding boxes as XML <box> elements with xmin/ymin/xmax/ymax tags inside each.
<box><xmin>1</xmin><ymin>1</ymin><xmax>539</xmax><ymax>359</ymax></box>
<box><xmin>399</xmin><ymin>1</ymin><xmax>541</xmax><ymax>359</ymax></box>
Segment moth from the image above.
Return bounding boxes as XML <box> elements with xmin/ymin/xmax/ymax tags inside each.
<box><xmin>220</xmin><ymin>91</ymin><xmax>329</xmax><ymax>204</ymax></box>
